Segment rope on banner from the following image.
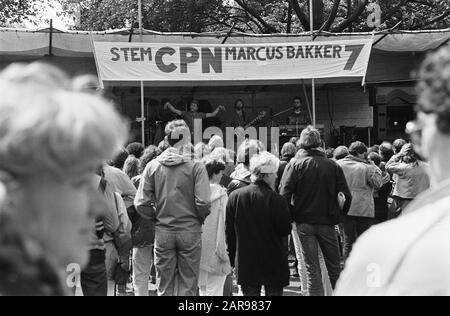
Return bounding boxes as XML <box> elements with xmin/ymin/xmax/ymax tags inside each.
<box><xmin>362</xmin><ymin>31</ymin><xmax>376</xmax><ymax>87</ymax></box>
<box><xmin>89</xmin><ymin>32</ymin><xmax>104</xmax><ymax>90</ymax></box>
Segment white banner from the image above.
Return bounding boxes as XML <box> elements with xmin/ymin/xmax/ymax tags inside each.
<box><xmin>92</xmin><ymin>39</ymin><xmax>372</xmax><ymax>83</ymax></box>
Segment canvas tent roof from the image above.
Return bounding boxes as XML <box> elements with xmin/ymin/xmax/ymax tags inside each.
<box><xmin>0</xmin><ymin>27</ymin><xmax>449</xmax><ymax>87</ymax></box>
<box><xmin>1</xmin><ymin>27</ymin><xmax>449</xmax><ymax>58</ymax></box>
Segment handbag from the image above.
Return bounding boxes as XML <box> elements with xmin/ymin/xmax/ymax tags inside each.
<box><xmin>387</xmin><ymin>196</ymin><xmax>402</xmax><ymax>219</ymax></box>
<box><xmin>114</xmin><ymin>262</ymin><xmax>130</xmax><ymax>286</ymax></box>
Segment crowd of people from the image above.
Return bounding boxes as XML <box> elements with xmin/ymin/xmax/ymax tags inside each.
<box><xmin>0</xmin><ymin>43</ymin><xmax>450</xmax><ymax>296</ymax></box>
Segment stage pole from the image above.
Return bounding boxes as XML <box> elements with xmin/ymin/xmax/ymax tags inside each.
<box><xmin>310</xmin><ymin>0</ymin><xmax>316</xmax><ymax>128</ymax></box>
<box><xmin>138</xmin><ymin>0</ymin><xmax>146</xmax><ymax>145</ymax></box>
<box><xmin>138</xmin><ymin>0</ymin><xmax>143</xmax><ymax>41</ymax></box>
<box><xmin>140</xmin><ymin>81</ymin><xmax>145</xmax><ymax>145</ymax></box>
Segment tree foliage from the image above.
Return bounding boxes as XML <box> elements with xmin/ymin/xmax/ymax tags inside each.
<box><xmin>1</xmin><ymin>0</ymin><xmax>74</xmax><ymax>28</ymax></box>
<box><xmin>0</xmin><ymin>0</ymin><xmax>36</xmax><ymax>26</ymax></box>
<box><xmin>1</xmin><ymin>0</ymin><xmax>449</xmax><ymax>33</ymax></box>
<box><xmin>227</xmin><ymin>0</ymin><xmax>450</xmax><ymax>33</ymax></box>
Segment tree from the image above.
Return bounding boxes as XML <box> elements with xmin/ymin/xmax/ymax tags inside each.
<box><xmin>3</xmin><ymin>0</ymin><xmax>449</xmax><ymax>33</ymax></box>
<box><xmin>0</xmin><ymin>0</ymin><xmax>35</xmax><ymax>26</ymax></box>
<box><xmin>0</xmin><ymin>0</ymin><xmax>75</xmax><ymax>28</ymax></box>
<box><xmin>67</xmin><ymin>0</ymin><xmax>231</xmax><ymax>32</ymax></box>
<box><xmin>229</xmin><ymin>0</ymin><xmax>450</xmax><ymax>34</ymax></box>
<box><xmin>73</xmin><ymin>0</ymin><xmax>137</xmax><ymax>30</ymax></box>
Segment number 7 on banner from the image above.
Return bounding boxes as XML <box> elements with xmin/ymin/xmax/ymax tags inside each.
<box><xmin>344</xmin><ymin>45</ymin><xmax>364</xmax><ymax>71</ymax></box>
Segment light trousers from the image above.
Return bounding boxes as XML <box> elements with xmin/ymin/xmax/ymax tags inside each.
<box><xmin>199</xmin><ymin>270</ymin><xmax>227</xmax><ymax>296</ymax></box>
<box><xmin>132</xmin><ymin>245</ymin><xmax>154</xmax><ymax>296</ymax></box>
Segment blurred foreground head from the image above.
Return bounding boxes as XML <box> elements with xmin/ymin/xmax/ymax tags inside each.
<box><xmin>413</xmin><ymin>43</ymin><xmax>450</xmax><ymax>183</ymax></box>
<box><xmin>0</xmin><ymin>63</ymin><xmax>128</xmax><ymax>272</ymax></box>
<box><xmin>0</xmin><ymin>62</ymin><xmax>127</xmax><ymax>179</ymax></box>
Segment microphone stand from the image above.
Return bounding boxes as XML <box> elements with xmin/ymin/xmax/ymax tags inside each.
<box><xmin>271</xmin><ymin>107</ymin><xmax>292</xmax><ymax>126</ymax></box>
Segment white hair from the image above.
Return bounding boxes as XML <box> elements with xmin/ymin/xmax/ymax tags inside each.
<box><xmin>209</xmin><ymin>147</ymin><xmax>234</xmax><ymax>163</ymax></box>
<box><xmin>237</xmin><ymin>139</ymin><xmax>265</xmax><ymax>165</ymax></box>
<box><xmin>250</xmin><ymin>151</ymin><xmax>279</xmax><ymax>182</ymax></box>
<box><xmin>194</xmin><ymin>142</ymin><xmax>211</xmax><ymax>160</ymax></box>
<box><xmin>0</xmin><ymin>62</ymin><xmax>128</xmax><ymax>180</ymax></box>
<box><xmin>208</xmin><ymin>135</ymin><xmax>224</xmax><ymax>152</ymax></box>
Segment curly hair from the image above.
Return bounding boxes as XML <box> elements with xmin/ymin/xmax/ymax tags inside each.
<box><xmin>140</xmin><ymin>145</ymin><xmax>161</xmax><ymax>173</ymax></box>
<box><xmin>399</xmin><ymin>143</ymin><xmax>419</xmax><ymax>165</ymax></box>
<box><xmin>110</xmin><ymin>148</ymin><xmax>129</xmax><ymax>169</ymax></box>
<box><xmin>165</xmin><ymin>120</ymin><xmax>190</xmax><ymax>146</ymax></box>
<box><xmin>203</xmin><ymin>158</ymin><xmax>226</xmax><ymax>179</ymax></box>
<box><xmin>393</xmin><ymin>139</ymin><xmax>407</xmax><ymax>155</ymax></box>
<box><xmin>297</xmin><ymin>126</ymin><xmax>322</xmax><ymax>150</ymax></box>
<box><xmin>126</xmin><ymin>142</ymin><xmax>145</xmax><ymax>159</ymax></box>
<box><xmin>417</xmin><ymin>42</ymin><xmax>450</xmax><ymax>134</ymax></box>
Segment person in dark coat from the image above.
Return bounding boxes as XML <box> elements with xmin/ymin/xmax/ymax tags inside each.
<box><xmin>279</xmin><ymin>126</ymin><xmax>352</xmax><ymax>296</ymax></box>
<box><xmin>226</xmin><ymin>151</ymin><xmax>292</xmax><ymax>296</ymax></box>
<box><xmin>228</xmin><ymin>99</ymin><xmax>247</xmax><ymax>128</ymax></box>
<box><xmin>275</xmin><ymin>142</ymin><xmax>297</xmax><ymax>278</ymax></box>
<box><xmin>224</xmin><ymin>139</ymin><xmax>265</xmax><ymax>296</ymax></box>
<box><xmin>227</xmin><ymin>139</ymin><xmax>265</xmax><ymax>195</ymax></box>
<box><xmin>276</xmin><ymin>142</ymin><xmax>296</xmax><ymax>193</ymax></box>
<box><xmin>368</xmin><ymin>152</ymin><xmax>392</xmax><ymax>224</ymax></box>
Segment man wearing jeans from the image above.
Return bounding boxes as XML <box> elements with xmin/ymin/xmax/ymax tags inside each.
<box><xmin>337</xmin><ymin>141</ymin><xmax>383</xmax><ymax>260</ymax></box>
<box><xmin>135</xmin><ymin>120</ymin><xmax>211</xmax><ymax>296</ymax></box>
<box><xmin>279</xmin><ymin>126</ymin><xmax>352</xmax><ymax>296</ymax></box>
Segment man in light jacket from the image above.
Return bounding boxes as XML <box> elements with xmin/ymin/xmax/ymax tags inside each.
<box><xmin>134</xmin><ymin>120</ymin><xmax>211</xmax><ymax>296</ymax></box>
<box><xmin>385</xmin><ymin>143</ymin><xmax>430</xmax><ymax>216</ymax></box>
<box><xmin>337</xmin><ymin>141</ymin><xmax>382</xmax><ymax>260</ymax></box>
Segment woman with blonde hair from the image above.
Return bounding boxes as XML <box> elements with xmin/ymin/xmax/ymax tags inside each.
<box><xmin>198</xmin><ymin>156</ymin><xmax>231</xmax><ymax>296</ymax></box>
<box><xmin>0</xmin><ymin>63</ymin><xmax>127</xmax><ymax>296</ymax></box>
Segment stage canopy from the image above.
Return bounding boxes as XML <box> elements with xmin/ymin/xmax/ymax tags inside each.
<box><xmin>1</xmin><ymin>27</ymin><xmax>449</xmax><ymax>86</ymax></box>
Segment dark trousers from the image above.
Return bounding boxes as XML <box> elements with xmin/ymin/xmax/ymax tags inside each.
<box><xmin>343</xmin><ymin>215</ymin><xmax>375</xmax><ymax>260</ymax></box>
<box><xmin>296</xmin><ymin>223</ymin><xmax>342</xmax><ymax>296</ymax></box>
<box><xmin>223</xmin><ymin>274</ymin><xmax>234</xmax><ymax>296</ymax></box>
<box><xmin>241</xmin><ymin>285</ymin><xmax>283</xmax><ymax>296</ymax></box>
<box><xmin>80</xmin><ymin>249</ymin><xmax>108</xmax><ymax>296</ymax></box>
